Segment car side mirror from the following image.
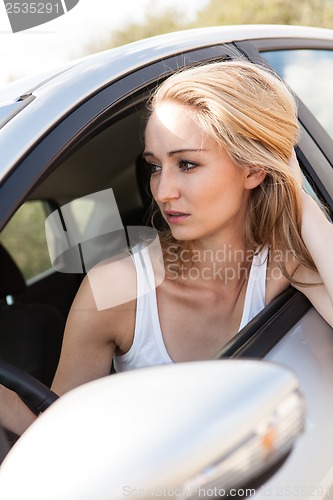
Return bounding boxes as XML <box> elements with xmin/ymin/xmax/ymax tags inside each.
<box><xmin>0</xmin><ymin>360</ymin><xmax>305</xmax><ymax>499</ymax></box>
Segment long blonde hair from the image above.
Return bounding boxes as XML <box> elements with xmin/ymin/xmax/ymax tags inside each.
<box><xmin>145</xmin><ymin>60</ymin><xmax>316</xmax><ymax>283</ymax></box>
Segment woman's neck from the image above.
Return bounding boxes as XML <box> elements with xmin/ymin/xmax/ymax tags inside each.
<box><xmin>164</xmin><ymin>236</ymin><xmax>255</xmax><ymax>287</ymax></box>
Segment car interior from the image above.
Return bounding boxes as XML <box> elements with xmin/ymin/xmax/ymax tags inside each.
<box><xmin>0</xmin><ymin>106</ymin><xmax>151</xmax><ymax>389</ymax></box>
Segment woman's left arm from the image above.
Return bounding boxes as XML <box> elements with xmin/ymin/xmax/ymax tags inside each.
<box><xmin>290</xmin><ymin>152</ymin><xmax>333</xmax><ymax>327</ymax></box>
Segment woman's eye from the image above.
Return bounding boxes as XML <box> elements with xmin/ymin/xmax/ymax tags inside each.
<box><xmin>179</xmin><ymin>160</ymin><xmax>198</xmax><ymax>172</ymax></box>
<box><xmin>144</xmin><ymin>161</ymin><xmax>161</xmax><ymax>175</ymax></box>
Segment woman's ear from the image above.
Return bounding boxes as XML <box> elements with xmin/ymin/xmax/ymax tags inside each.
<box><xmin>244</xmin><ymin>167</ymin><xmax>267</xmax><ymax>190</ymax></box>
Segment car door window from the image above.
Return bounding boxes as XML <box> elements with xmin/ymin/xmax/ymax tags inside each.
<box><xmin>262</xmin><ymin>49</ymin><xmax>333</xmax><ymax>139</ymax></box>
<box><xmin>0</xmin><ymin>200</ymin><xmax>51</xmax><ymax>281</ymax></box>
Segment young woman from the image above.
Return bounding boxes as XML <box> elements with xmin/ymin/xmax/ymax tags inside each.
<box><xmin>3</xmin><ymin>60</ymin><xmax>333</xmax><ymax>434</ymax></box>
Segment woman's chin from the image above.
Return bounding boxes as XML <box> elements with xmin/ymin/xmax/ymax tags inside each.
<box><xmin>169</xmin><ymin>228</ymin><xmax>197</xmax><ymax>242</ymax></box>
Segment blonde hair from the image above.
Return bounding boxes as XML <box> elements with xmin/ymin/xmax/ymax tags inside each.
<box><xmin>146</xmin><ymin>60</ymin><xmax>316</xmax><ymax>283</ymax></box>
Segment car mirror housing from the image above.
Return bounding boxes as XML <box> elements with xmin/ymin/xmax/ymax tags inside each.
<box><xmin>0</xmin><ymin>360</ymin><xmax>305</xmax><ymax>499</ymax></box>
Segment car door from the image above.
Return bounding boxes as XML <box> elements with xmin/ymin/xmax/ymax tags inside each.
<box><xmin>227</xmin><ymin>36</ymin><xmax>333</xmax><ymax>498</ymax></box>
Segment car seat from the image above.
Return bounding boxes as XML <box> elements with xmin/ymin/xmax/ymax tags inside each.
<box><xmin>0</xmin><ymin>244</ymin><xmax>65</xmax><ymax>387</ymax></box>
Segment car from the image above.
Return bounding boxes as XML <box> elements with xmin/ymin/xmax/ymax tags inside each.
<box><xmin>0</xmin><ymin>24</ymin><xmax>333</xmax><ymax>498</ymax></box>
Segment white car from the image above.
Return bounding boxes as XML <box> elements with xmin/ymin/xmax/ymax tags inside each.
<box><xmin>0</xmin><ymin>24</ymin><xmax>333</xmax><ymax>499</ymax></box>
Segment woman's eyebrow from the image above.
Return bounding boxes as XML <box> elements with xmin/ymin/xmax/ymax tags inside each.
<box><xmin>143</xmin><ymin>148</ymin><xmax>205</xmax><ymax>158</ymax></box>
<box><xmin>142</xmin><ymin>151</ymin><xmax>154</xmax><ymax>159</ymax></box>
<box><xmin>168</xmin><ymin>148</ymin><xmax>206</xmax><ymax>156</ymax></box>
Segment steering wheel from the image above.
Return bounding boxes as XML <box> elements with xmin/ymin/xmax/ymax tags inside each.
<box><xmin>0</xmin><ymin>358</ymin><xmax>58</xmax><ymax>415</ymax></box>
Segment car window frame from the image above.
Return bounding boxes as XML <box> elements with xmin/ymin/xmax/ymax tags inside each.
<box><xmin>2</xmin><ymin>37</ymin><xmax>333</xmax><ymax>361</ymax></box>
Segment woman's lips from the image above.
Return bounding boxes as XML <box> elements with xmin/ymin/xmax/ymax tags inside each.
<box><xmin>164</xmin><ymin>211</ymin><xmax>190</xmax><ymax>224</ymax></box>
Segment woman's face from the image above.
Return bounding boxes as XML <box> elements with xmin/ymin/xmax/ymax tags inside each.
<box><xmin>144</xmin><ymin>101</ymin><xmax>256</xmax><ymax>246</ymax></box>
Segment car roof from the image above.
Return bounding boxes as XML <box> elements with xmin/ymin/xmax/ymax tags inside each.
<box><xmin>1</xmin><ymin>24</ymin><xmax>333</xmax><ymax>182</ymax></box>
<box><xmin>2</xmin><ymin>24</ymin><xmax>333</xmax><ymax>100</ymax></box>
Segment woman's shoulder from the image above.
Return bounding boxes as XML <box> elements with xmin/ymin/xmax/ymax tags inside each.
<box><xmin>66</xmin><ymin>251</ymin><xmax>137</xmax><ymax>352</ymax></box>
<box><xmin>86</xmin><ymin>251</ymin><xmax>137</xmax><ymax>312</ymax></box>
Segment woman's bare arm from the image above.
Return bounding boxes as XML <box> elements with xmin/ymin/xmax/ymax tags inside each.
<box><xmin>0</xmin><ymin>253</ymin><xmax>136</xmax><ymax>435</ymax></box>
<box><xmin>0</xmin><ymin>387</ymin><xmax>37</xmax><ymax>435</ymax></box>
<box><xmin>293</xmin><ymin>191</ymin><xmax>333</xmax><ymax>327</ymax></box>
<box><xmin>288</xmin><ymin>151</ymin><xmax>333</xmax><ymax>326</ymax></box>
<box><xmin>52</xmin><ymin>253</ymin><xmax>137</xmax><ymax>395</ymax></box>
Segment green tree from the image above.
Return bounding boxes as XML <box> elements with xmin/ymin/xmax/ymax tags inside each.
<box><xmin>84</xmin><ymin>0</ymin><xmax>333</xmax><ymax>56</ymax></box>
<box><xmin>194</xmin><ymin>0</ymin><xmax>333</xmax><ymax>28</ymax></box>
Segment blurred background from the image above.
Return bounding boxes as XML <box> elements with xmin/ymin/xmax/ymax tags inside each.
<box><xmin>87</xmin><ymin>0</ymin><xmax>333</xmax><ymax>51</ymax></box>
<box><xmin>0</xmin><ymin>0</ymin><xmax>333</xmax><ymax>87</ymax></box>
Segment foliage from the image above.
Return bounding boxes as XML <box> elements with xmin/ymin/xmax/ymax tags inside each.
<box><xmin>193</xmin><ymin>0</ymin><xmax>333</xmax><ymax>28</ymax></box>
<box><xmin>0</xmin><ymin>202</ymin><xmax>51</xmax><ymax>280</ymax></box>
<box><xmin>83</xmin><ymin>0</ymin><xmax>333</xmax><ymax>56</ymax></box>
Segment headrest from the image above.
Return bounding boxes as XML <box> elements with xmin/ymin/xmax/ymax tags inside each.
<box><xmin>0</xmin><ymin>244</ymin><xmax>26</xmax><ymax>298</ymax></box>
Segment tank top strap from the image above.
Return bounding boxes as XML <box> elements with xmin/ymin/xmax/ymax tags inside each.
<box><xmin>238</xmin><ymin>245</ymin><xmax>268</xmax><ymax>331</ymax></box>
<box><xmin>113</xmin><ymin>245</ymin><xmax>172</xmax><ymax>373</ymax></box>
<box><xmin>137</xmin><ymin>246</ymin><xmax>173</xmax><ymax>363</ymax></box>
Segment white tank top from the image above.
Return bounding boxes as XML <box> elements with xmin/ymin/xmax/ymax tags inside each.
<box><xmin>113</xmin><ymin>245</ymin><xmax>268</xmax><ymax>372</ymax></box>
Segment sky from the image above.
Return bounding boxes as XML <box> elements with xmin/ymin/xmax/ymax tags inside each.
<box><xmin>0</xmin><ymin>0</ymin><xmax>209</xmax><ymax>88</ymax></box>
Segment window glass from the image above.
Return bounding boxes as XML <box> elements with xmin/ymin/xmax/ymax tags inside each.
<box><xmin>0</xmin><ymin>201</ymin><xmax>51</xmax><ymax>281</ymax></box>
<box><xmin>44</xmin><ymin>189</ymin><xmax>127</xmax><ymax>275</ymax></box>
<box><xmin>70</xmin><ymin>197</ymin><xmax>95</xmax><ymax>236</ymax></box>
<box><xmin>262</xmin><ymin>49</ymin><xmax>333</xmax><ymax>139</ymax></box>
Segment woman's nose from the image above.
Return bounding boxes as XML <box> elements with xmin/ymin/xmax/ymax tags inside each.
<box><xmin>152</xmin><ymin>169</ymin><xmax>181</xmax><ymax>203</ymax></box>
